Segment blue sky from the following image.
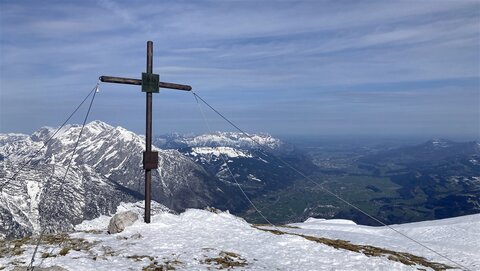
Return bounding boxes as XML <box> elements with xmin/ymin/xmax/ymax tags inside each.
<box><xmin>0</xmin><ymin>0</ymin><xmax>479</xmax><ymax>139</ymax></box>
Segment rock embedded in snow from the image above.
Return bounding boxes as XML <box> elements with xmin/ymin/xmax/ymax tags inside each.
<box><xmin>13</xmin><ymin>266</ymin><xmax>68</xmax><ymax>271</ymax></box>
<box><xmin>107</xmin><ymin>211</ymin><xmax>139</xmax><ymax>234</ymax></box>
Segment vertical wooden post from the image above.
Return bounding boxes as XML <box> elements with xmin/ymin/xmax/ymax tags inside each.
<box><xmin>144</xmin><ymin>41</ymin><xmax>153</xmax><ymax>223</ymax></box>
<box><xmin>99</xmin><ymin>41</ymin><xmax>191</xmax><ymax>224</ymax></box>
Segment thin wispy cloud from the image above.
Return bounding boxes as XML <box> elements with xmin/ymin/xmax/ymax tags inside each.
<box><xmin>0</xmin><ymin>0</ymin><xmax>478</xmax><ymax>139</ymax></box>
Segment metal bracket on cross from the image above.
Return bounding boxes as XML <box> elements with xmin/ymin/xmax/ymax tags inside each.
<box><xmin>142</xmin><ymin>73</ymin><xmax>160</xmax><ymax>93</ymax></box>
<box><xmin>143</xmin><ymin>151</ymin><xmax>159</xmax><ymax>170</ymax></box>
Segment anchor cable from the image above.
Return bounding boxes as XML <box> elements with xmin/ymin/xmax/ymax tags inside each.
<box><xmin>192</xmin><ymin>92</ymin><xmax>277</xmax><ymax>229</ymax></box>
<box><xmin>1</xmin><ymin>83</ymin><xmax>99</xmax><ymax>191</ymax></box>
<box><xmin>27</xmin><ymin>83</ymin><xmax>99</xmax><ymax>271</ymax></box>
<box><xmin>191</xmin><ymin>91</ymin><xmax>471</xmax><ymax>271</ymax></box>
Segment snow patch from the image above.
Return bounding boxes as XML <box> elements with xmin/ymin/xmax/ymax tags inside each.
<box><xmin>303</xmin><ymin>217</ymin><xmax>357</xmax><ymax>225</ymax></box>
<box><xmin>179</xmin><ymin>132</ymin><xmax>282</xmax><ymax>149</ymax></box>
<box><xmin>247</xmin><ymin>174</ymin><xmax>262</xmax><ymax>182</ymax></box>
<box><xmin>192</xmin><ymin>147</ymin><xmax>252</xmax><ymax>158</ymax></box>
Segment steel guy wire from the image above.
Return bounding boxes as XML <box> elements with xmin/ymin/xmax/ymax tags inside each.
<box><xmin>191</xmin><ymin>91</ymin><xmax>471</xmax><ymax>271</ymax></box>
<box><xmin>0</xmin><ymin>83</ymin><xmax>99</xmax><ymax>191</ymax></box>
<box><xmin>192</xmin><ymin>91</ymin><xmax>278</xmax><ymax>230</ymax></box>
<box><xmin>29</xmin><ymin>83</ymin><xmax>99</xmax><ymax>270</ymax></box>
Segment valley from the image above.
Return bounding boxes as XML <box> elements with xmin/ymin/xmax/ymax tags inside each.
<box><xmin>243</xmin><ymin>138</ymin><xmax>480</xmax><ymax>225</ymax></box>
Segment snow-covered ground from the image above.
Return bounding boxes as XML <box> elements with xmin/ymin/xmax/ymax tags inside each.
<box><xmin>1</xmin><ymin>203</ymin><xmax>478</xmax><ymax>271</ymax></box>
<box><xmin>285</xmin><ymin>215</ymin><xmax>479</xmax><ymax>270</ymax></box>
<box><xmin>293</xmin><ymin>215</ymin><xmax>479</xmax><ymax>269</ymax></box>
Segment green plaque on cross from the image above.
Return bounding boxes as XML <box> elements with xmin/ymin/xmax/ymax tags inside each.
<box><xmin>141</xmin><ymin>72</ymin><xmax>160</xmax><ymax>93</ymax></box>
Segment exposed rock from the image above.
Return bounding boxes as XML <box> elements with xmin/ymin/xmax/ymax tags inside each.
<box><xmin>130</xmin><ymin>232</ymin><xmax>142</xmax><ymax>239</ymax></box>
<box><xmin>107</xmin><ymin>211</ymin><xmax>139</xmax><ymax>234</ymax></box>
<box><xmin>205</xmin><ymin>206</ymin><xmax>223</xmax><ymax>214</ymax></box>
<box><xmin>13</xmin><ymin>266</ymin><xmax>69</xmax><ymax>271</ymax></box>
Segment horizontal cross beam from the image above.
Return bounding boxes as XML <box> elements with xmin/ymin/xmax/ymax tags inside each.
<box><xmin>99</xmin><ymin>75</ymin><xmax>192</xmax><ymax>91</ymax></box>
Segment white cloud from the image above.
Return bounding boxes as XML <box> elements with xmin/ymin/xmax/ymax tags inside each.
<box><xmin>0</xmin><ymin>0</ymin><xmax>478</xmax><ymax>137</ymax></box>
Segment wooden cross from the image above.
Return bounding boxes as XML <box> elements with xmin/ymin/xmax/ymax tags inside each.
<box><xmin>100</xmin><ymin>41</ymin><xmax>192</xmax><ymax>223</ymax></box>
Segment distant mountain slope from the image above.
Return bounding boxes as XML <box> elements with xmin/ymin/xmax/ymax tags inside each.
<box><xmin>155</xmin><ymin>131</ymin><xmax>283</xmax><ymax>150</ymax></box>
<box><xmin>155</xmin><ymin>132</ymin><xmax>316</xmax><ymax>198</ymax></box>
<box><xmin>0</xmin><ymin>161</ymin><xmax>141</xmax><ymax>239</ymax></box>
<box><xmin>353</xmin><ymin>139</ymin><xmax>480</xmax><ymax>222</ymax></box>
<box><xmin>24</xmin><ymin>121</ymin><xmax>223</xmax><ymax>209</ymax></box>
<box><xmin>0</xmin><ymin>121</ymin><xmax>239</xmax><ymax>239</ymax></box>
<box><xmin>0</xmin><ymin>121</ymin><xmax>304</xmax><ymax>239</ymax></box>
<box><xmin>360</xmin><ymin>138</ymin><xmax>480</xmax><ymax>166</ymax></box>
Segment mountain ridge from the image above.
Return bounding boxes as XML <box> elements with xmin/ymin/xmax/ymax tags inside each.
<box><xmin>0</xmin><ymin>120</ymin><xmax>298</xmax><ymax>239</ymax></box>
<box><xmin>1</xmin><ymin>120</ymin><xmax>478</xmax><ymax>240</ymax></box>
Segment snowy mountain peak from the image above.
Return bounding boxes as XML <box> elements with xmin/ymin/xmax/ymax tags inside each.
<box><xmin>83</xmin><ymin>120</ymin><xmax>114</xmax><ymax>134</ymax></box>
<box><xmin>31</xmin><ymin>125</ymin><xmax>71</xmax><ymax>142</ymax></box>
<box><xmin>165</xmin><ymin>131</ymin><xmax>283</xmax><ymax>150</ymax></box>
<box><xmin>425</xmin><ymin>138</ymin><xmax>453</xmax><ymax>148</ymax></box>
<box><xmin>30</xmin><ymin>121</ymin><xmax>118</xmax><ymax>143</ymax></box>
<box><xmin>0</xmin><ymin>133</ymin><xmax>28</xmax><ymax>145</ymax></box>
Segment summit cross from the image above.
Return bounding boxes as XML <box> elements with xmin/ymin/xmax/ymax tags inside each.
<box><xmin>100</xmin><ymin>41</ymin><xmax>192</xmax><ymax>223</ymax></box>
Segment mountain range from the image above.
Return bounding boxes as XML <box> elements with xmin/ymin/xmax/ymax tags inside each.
<box><xmin>1</xmin><ymin>121</ymin><xmax>479</xmax><ymax>239</ymax></box>
<box><xmin>0</xmin><ymin>121</ymin><xmax>310</xmax><ymax>239</ymax></box>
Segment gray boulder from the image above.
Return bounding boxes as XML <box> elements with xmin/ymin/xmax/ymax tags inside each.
<box><xmin>107</xmin><ymin>211</ymin><xmax>139</xmax><ymax>234</ymax></box>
